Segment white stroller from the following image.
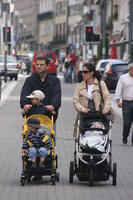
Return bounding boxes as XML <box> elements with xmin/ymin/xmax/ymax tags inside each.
<box><xmin>69</xmin><ymin>111</ymin><xmax>117</xmax><ymax>186</ymax></box>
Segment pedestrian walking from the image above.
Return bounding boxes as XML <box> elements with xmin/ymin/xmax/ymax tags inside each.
<box><xmin>62</xmin><ymin>53</ymin><xmax>71</xmax><ymax>83</ymax></box>
<box><xmin>20</xmin><ymin>54</ymin><xmax>61</xmax><ymax>134</ymax></box>
<box><xmin>69</xmin><ymin>50</ymin><xmax>77</xmax><ymax>83</ymax></box>
<box><xmin>73</xmin><ymin>62</ymin><xmax>111</xmax><ymax>114</ymax></box>
<box><xmin>73</xmin><ymin>62</ymin><xmax>111</xmax><ymax>138</ymax></box>
<box><xmin>115</xmin><ymin>63</ymin><xmax>133</xmax><ymax>144</ymax></box>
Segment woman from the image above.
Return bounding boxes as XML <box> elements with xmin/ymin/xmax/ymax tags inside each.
<box><xmin>73</xmin><ymin>62</ymin><xmax>111</xmax><ymax>113</ymax></box>
<box><xmin>73</xmin><ymin>62</ymin><xmax>111</xmax><ymax>137</ymax></box>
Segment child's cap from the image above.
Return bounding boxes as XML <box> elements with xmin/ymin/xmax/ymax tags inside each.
<box><xmin>26</xmin><ymin>90</ymin><xmax>45</xmax><ymax>100</ymax></box>
<box><xmin>27</xmin><ymin>118</ymin><xmax>40</xmax><ymax>128</ymax></box>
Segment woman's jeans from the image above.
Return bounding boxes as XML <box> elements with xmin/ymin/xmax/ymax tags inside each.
<box><xmin>28</xmin><ymin>147</ymin><xmax>48</xmax><ymax>159</ymax></box>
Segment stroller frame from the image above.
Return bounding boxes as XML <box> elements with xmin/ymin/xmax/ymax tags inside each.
<box><xmin>69</xmin><ymin>111</ymin><xmax>117</xmax><ymax>186</ymax></box>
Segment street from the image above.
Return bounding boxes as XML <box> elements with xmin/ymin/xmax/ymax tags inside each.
<box><xmin>0</xmin><ymin>75</ymin><xmax>133</xmax><ymax>200</ymax></box>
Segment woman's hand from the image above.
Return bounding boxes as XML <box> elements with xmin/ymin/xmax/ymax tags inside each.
<box><xmin>82</xmin><ymin>108</ymin><xmax>90</xmax><ymax>113</ymax></box>
<box><xmin>102</xmin><ymin>108</ymin><xmax>109</xmax><ymax>115</ymax></box>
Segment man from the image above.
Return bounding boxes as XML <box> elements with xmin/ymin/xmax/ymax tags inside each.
<box><xmin>69</xmin><ymin>50</ymin><xmax>77</xmax><ymax>83</ymax></box>
<box><xmin>115</xmin><ymin>63</ymin><xmax>133</xmax><ymax>144</ymax></box>
<box><xmin>20</xmin><ymin>54</ymin><xmax>61</xmax><ymax>123</ymax></box>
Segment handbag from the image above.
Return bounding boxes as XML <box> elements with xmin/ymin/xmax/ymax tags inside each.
<box><xmin>98</xmin><ymin>80</ymin><xmax>104</xmax><ymax>111</ymax></box>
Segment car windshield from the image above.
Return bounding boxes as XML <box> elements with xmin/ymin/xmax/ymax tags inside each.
<box><xmin>7</xmin><ymin>56</ymin><xmax>16</xmax><ymax>63</ymax></box>
<box><xmin>20</xmin><ymin>56</ymin><xmax>29</xmax><ymax>60</ymax></box>
<box><xmin>46</xmin><ymin>54</ymin><xmax>53</xmax><ymax>63</ymax></box>
<box><xmin>112</xmin><ymin>64</ymin><xmax>128</xmax><ymax>72</ymax></box>
<box><xmin>0</xmin><ymin>55</ymin><xmax>4</xmax><ymax>62</ymax></box>
<box><xmin>101</xmin><ymin>62</ymin><xmax>109</xmax><ymax>69</ymax></box>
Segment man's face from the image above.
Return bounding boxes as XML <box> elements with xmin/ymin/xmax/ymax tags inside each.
<box><xmin>36</xmin><ymin>59</ymin><xmax>47</xmax><ymax>75</ymax></box>
<box><xmin>129</xmin><ymin>68</ymin><xmax>133</xmax><ymax>77</ymax></box>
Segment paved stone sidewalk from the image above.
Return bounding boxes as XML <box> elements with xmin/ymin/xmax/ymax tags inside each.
<box><xmin>0</xmin><ymin>76</ymin><xmax>133</xmax><ymax>200</ymax></box>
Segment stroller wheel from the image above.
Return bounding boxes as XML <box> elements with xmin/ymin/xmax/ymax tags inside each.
<box><xmin>51</xmin><ymin>174</ymin><xmax>56</xmax><ymax>185</ymax></box>
<box><xmin>89</xmin><ymin>169</ymin><xmax>94</xmax><ymax>186</ymax></box>
<box><xmin>20</xmin><ymin>175</ymin><xmax>25</xmax><ymax>186</ymax></box>
<box><xmin>56</xmin><ymin>172</ymin><xmax>60</xmax><ymax>182</ymax></box>
<box><xmin>69</xmin><ymin>161</ymin><xmax>74</xmax><ymax>183</ymax></box>
<box><xmin>112</xmin><ymin>163</ymin><xmax>117</xmax><ymax>185</ymax></box>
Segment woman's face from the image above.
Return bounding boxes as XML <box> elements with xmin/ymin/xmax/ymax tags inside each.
<box><xmin>82</xmin><ymin>66</ymin><xmax>94</xmax><ymax>81</ymax></box>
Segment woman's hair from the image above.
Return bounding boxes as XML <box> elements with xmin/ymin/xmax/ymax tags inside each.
<box><xmin>83</xmin><ymin>62</ymin><xmax>102</xmax><ymax>81</ymax></box>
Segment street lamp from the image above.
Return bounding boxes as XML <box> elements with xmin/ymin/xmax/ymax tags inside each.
<box><xmin>19</xmin><ymin>18</ymin><xmax>23</xmax><ymax>50</ymax></box>
<box><xmin>128</xmin><ymin>0</ymin><xmax>133</xmax><ymax>62</ymax></box>
<box><xmin>4</xmin><ymin>2</ymin><xmax>10</xmax><ymax>83</ymax></box>
<box><xmin>102</xmin><ymin>0</ymin><xmax>107</xmax><ymax>59</ymax></box>
<box><xmin>14</xmin><ymin>10</ymin><xmax>19</xmax><ymax>52</ymax></box>
<box><xmin>23</xmin><ymin>24</ymin><xmax>27</xmax><ymax>50</ymax></box>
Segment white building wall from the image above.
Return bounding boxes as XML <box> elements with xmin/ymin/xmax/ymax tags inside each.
<box><xmin>39</xmin><ymin>0</ymin><xmax>54</xmax><ymax>13</ymax></box>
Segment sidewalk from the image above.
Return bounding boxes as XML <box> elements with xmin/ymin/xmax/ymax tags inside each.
<box><xmin>0</xmin><ymin>79</ymin><xmax>18</xmax><ymax>108</ymax></box>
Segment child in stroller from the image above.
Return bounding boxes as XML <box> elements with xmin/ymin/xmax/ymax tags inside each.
<box><xmin>22</xmin><ymin>118</ymin><xmax>52</xmax><ymax>168</ymax></box>
<box><xmin>80</xmin><ymin>116</ymin><xmax>108</xmax><ymax>153</ymax></box>
<box><xmin>69</xmin><ymin>111</ymin><xmax>117</xmax><ymax>186</ymax></box>
<box><xmin>22</xmin><ymin>90</ymin><xmax>55</xmax><ymax>118</ymax></box>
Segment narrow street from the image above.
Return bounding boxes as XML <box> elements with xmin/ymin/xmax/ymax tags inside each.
<box><xmin>0</xmin><ymin>76</ymin><xmax>133</xmax><ymax>200</ymax></box>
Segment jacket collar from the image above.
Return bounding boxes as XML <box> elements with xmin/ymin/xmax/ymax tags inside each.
<box><xmin>80</xmin><ymin>78</ymin><xmax>99</xmax><ymax>89</ymax></box>
<box><xmin>32</xmin><ymin>73</ymin><xmax>50</xmax><ymax>84</ymax></box>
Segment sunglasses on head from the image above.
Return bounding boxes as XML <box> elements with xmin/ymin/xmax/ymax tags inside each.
<box><xmin>81</xmin><ymin>70</ymin><xmax>91</xmax><ymax>74</ymax></box>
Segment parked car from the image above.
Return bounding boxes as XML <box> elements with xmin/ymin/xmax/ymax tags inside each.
<box><xmin>103</xmin><ymin>59</ymin><xmax>128</xmax><ymax>90</ymax></box>
<box><xmin>0</xmin><ymin>55</ymin><xmax>20</xmax><ymax>80</ymax></box>
<box><xmin>96</xmin><ymin>59</ymin><xmax>112</xmax><ymax>73</ymax></box>
<box><xmin>16</xmin><ymin>55</ymin><xmax>31</xmax><ymax>74</ymax></box>
<box><xmin>32</xmin><ymin>51</ymin><xmax>58</xmax><ymax>76</ymax></box>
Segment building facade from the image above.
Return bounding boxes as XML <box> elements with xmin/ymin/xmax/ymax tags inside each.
<box><xmin>37</xmin><ymin>0</ymin><xmax>54</xmax><ymax>49</ymax></box>
<box><xmin>68</xmin><ymin>0</ymin><xmax>84</xmax><ymax>48</ymax></box>
<box><xmin>13</xmin><ymin>0</ymin><xmax>39</xmax><ymax>50</ymax></box>
<box><xmin>54</xmin><ymin>0</ymin><xmax>68</xmax><ymax>52</ymax></box>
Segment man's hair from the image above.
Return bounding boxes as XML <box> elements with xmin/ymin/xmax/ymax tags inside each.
<box><xmin>36</xmin><ymin>54</ymin><xmax>49</xmax><ymax>65</ymax></box>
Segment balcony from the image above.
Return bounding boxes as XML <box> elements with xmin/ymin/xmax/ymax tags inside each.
<box><xmin>53</xmin><ymin>35</ymin><xmax>66</xmax><ymax>44</ymax></box>
<box><xmin>37</xmin><ymin>11</ymin><xmax>53</xmax><ymax>21</ymax></box>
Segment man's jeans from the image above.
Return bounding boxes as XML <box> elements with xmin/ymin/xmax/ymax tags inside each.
<box><xmin>69</xmin><ymin>66</ymin><xmax>75</xmax><ymax>83</ymax></box>
<box><xmin>28</xmin><ymin>147</ymin><xmax>48</xmax><ymax>159</ymax></box>
<box><xmin>122</xmin><ymin>101</ymin><xmax>133</xmax><ymax>141</ymax></box>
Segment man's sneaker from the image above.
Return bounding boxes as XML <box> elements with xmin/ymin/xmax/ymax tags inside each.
<box><xmin>31</xmin><ymin>162</ymin><xmax>36</xmax><ymax>168</ymax></box>
<box><xmin>40</xmin><ymin>162</ymin><xmax>45</xmax><ymax>169</ymax></box>
<box><xmin>122</xmin><ymin>138</ymin><xmax>127</xmax><ymax>144</ymax></box>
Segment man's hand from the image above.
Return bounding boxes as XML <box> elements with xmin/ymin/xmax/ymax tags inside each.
<box><xmin>45</xmin><ymin>105</ymin><xmax>55</xmax><ymax>114</ymax></box>
<box><xmin>117</xmin><ymin>100</ymin><xmax>122</xmax><ymax>108</ymax></box>
<box><xmin>23</xmin><ymin>104</ymin><xmax>32</xmax><ymax>112</ymax></box>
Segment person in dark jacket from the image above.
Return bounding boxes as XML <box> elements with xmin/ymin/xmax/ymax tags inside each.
<box><xmin>22</xmin><ymin>118</ymin><xmax>52</xmax><ymax>168</ymax></box>
<box><xmin>20</xmin><ymin>54</ymin><xmax>61</xmax><ymax>122</ymax></box>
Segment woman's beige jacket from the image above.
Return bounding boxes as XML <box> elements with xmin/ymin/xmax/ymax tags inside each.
<box><xmin>73</xmin><ymin>79</ymin><xmax>111</xmax><ymax>112</ymax></box>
